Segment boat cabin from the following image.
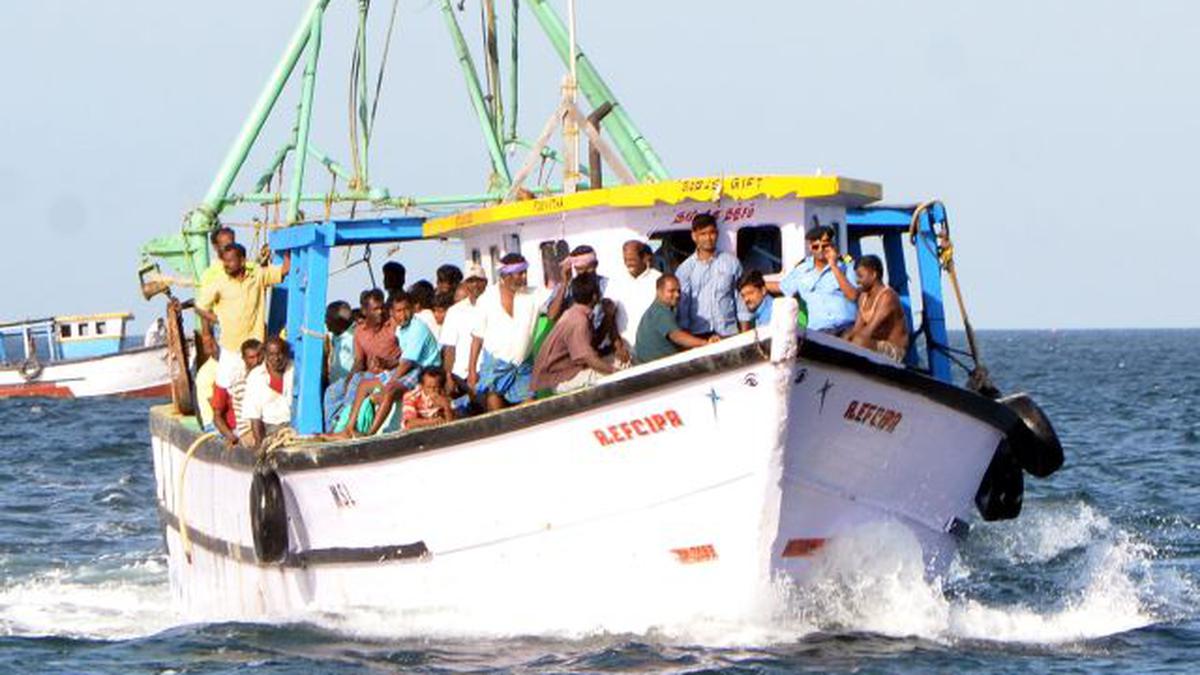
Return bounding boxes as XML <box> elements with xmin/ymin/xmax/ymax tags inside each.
<box><xmin>0</xmin><ymin>312</ymin><xmax>132</xmax><ymax>363</ymax></box>
<box><xmin>265</xmin><ymin>174</ymin><xmax>955</xmax><ymax>434</ymax></box>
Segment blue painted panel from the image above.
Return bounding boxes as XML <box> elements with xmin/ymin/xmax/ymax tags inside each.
<box><xmin>294</xmin><ymin>245</ymin><xmax>330</xmax><ymax>434</ymax></box>
<box><xmin>881</xmin><ymin>232</ymin><xmax>917</xmax><ymax>366</ymax></box>
<box><xmin>59</xmin><ymin>337</ymin><xmax>122</xmax><ymax>360</ymax></box>
<box><xmin>267</xmin><ymin>251</ymin><xmax>289</xmax><ymax>338</ymax></box>
<box><xmin>847</xmin><ymin>207</ymin><xmax>915</xmax><ymax>229</ymax></box>
<box><xmin>913</xmin><ymin>210</ymin><xmax>952</xmax><ymax>382</ymax></box>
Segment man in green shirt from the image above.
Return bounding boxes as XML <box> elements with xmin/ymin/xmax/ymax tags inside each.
<box><xmin>635</xmin><ymin>274</ymin><xmax>719</xmax><ymax>364</ymax></box>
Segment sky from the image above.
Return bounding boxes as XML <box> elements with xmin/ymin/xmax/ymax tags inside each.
<box><xmin>1</xmin><ymin>0</ymin><xmax>1197</xmax><ymax>330</ymax></box>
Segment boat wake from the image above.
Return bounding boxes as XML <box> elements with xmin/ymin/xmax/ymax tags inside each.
<box><xmin>0</xmin><ymin>500</ymin><xmax>1190</xmax><ymax>648</ymax></box>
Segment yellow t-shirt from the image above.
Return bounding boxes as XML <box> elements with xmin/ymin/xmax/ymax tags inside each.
<box><xmin>194</xmin><ymin>357</ymin><xmax>218</xmax><ymax>428</ymax></box>
<box><xmin>196</xmin><ymin>265</ymin><xmax>285</xmax><ymax>352</ymax></box>
<box><xmin>199</xmin><ymin>260</ymin><xmax>256</xmax><ymax>293</ymax></box>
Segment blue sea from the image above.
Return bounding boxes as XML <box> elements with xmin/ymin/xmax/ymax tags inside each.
<box><xmin>0</xmin><ymin>330</ymin><xmax>1196</xmax><ymax>673</ymax></box>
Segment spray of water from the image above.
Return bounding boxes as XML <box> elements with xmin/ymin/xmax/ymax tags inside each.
<box><xmin>0</xmin><ymin>501</ymin><xmax>1190</xmax><ymax>646</ymax></box>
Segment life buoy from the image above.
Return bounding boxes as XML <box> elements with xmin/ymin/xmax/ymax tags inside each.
<box><xmin>250</xmin><ymin>467</ymin><xmax>288</xmax><ymax>563</ymax></box>
<box><xmin>18</xmin><ymin>358</ymin><xmax>43</xmax><ymax>382</ymax></box>
<box><xmin>974</xmin><ymin>439</ymin><xmax>1024</xmax><ymax>521</ymax></box>
<box><xmin>1001</xmin><ymin>393</ymin><xmax>1064</xmax><ymax>478</ymax></box>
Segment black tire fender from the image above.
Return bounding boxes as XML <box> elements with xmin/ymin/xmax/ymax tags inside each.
<box><xmin>249</xmin><ymin>467</ymin><xmax>288</xmax><ymax>563</ymax></box>
<box><xmin>1001</xmin><ymin>393</ymin><xmax>1064</xmax><ymax>478</ymax></box>
<box><xmin>975</xmin><ymin>439</ymin><xmax>1025</xmax><ymax>521</ymax></box>
<box><xmin>18</xmin><ymin>358</ymin><xmax>43</xmax><ymax>382</ymax></box>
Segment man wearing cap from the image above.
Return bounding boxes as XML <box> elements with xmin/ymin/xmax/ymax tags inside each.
<box><xmin>468</xmin><ymin>253</ymin><xmax>551</xmax><ymax>410</ymax></box>
<box><xmin>439</xmin><ymin>261</ymin><xmax>488</xmax><ymax>405</ymax></box>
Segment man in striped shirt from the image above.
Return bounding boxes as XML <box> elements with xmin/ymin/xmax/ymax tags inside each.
<box><xmin>675</xmin><ymin>213</ymin><xmax>752</xmax><ymax>338</ymax></box>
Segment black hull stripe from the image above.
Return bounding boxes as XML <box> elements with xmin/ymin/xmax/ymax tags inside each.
<box><xmin>157</xmin><ymin>503</ymin><xmax>430</xmax><ymax>568</ymax></box>
<box><xmin>151</xmin><ymin>335</ymin><xmax>1027</xmax><ymax>473</ymax></box>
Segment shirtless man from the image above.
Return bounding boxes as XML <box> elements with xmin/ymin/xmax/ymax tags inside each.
<box><xmin>844</xmin><ymin>255</ymin><xmax>909</xmax><ymax>362</ymax></box>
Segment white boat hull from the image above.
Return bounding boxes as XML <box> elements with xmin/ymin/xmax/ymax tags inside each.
<box><xmin>0</xmin><ymin>346</ymin><xmax>171</xmax><ymax>399</ymax></box>
<box><xmin>149</xmin><ymin>324</ymin><xmax>1012</xmax><ymax>626</ymax></box>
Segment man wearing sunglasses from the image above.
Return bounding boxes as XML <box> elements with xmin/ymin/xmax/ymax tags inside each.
<box><xmin>769</xmin><ymin>225</ymin><xmax>859</xmax><ymax>334</ymax></box>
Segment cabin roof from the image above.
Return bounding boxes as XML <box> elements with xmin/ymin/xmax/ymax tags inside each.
<box><xmin>54</xmin><ymin>312</ymin><xmax>133</xmax><ymax>323</ymax></box>
<box><xmin>422</xmin><ymin>174</ymin><xmax>882</xmax><ymax>237</ymax></box>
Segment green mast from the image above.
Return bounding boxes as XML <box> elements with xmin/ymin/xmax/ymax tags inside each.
<box><xmin>526</xmin><ymin>0</ymin><xmax>668</xmax><ymax>182</ymax></box>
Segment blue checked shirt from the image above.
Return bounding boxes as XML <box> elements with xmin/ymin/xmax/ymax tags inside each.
<box><xmin>675</xmin><ymin>252</ymin><xmax>752</xmax><ymax>337</ymax></box>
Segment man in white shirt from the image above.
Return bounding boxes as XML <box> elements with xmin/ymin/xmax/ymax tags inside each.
<box><xmin>242</xmin><ymin>336</ymin><xmax>294</xmax><ymax>449</ymax></box>
<box><xmin>609</xmin><ymin>240</ymin><xmax>662</xmax><ymax>355</ymax></box>
<box><xmin>467</xmin><ymin>254</ymin><xmax>550</xmax><ymax>411</ymax></box>
<box><xmin>439</xmin><ymin>262</ymin><xmax>487</xmax><ymax>402</ymax></box>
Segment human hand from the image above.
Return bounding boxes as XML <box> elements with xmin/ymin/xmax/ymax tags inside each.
<box><xmin>223</xmin><ymin>432</ymin><xmax>240</xmax><ymax>448</ymax></box>
<box><xmin>822</xmin><ymin>244</ymin><xmax>839</xmax><ymax>266</ymax></box>
<box><xmin>467</xmin><ymin>371</ymin><xmax>479</xmax><ymax>393</ymax></box>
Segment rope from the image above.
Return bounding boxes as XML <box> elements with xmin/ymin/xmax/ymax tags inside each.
<box><xmin>176</xmin><ymin>431</ymin><xmax>219</xmax><ymax>564</ymax></box>
<box><xmin>367</xmin><ymin>0</ymin><xmax>402</xmax><ymax>142</ymax></box>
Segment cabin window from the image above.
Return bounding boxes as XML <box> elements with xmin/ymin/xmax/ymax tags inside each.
<box><xmin>736</xmin><ymin>225</ymin><xmax>782</xmax><ymax>274</ymax></box>
<box><xmin>648</xmin><ymin>230</ymin><xmax>696</xmax><ymax>274</ymax></box>
<box><xmin>539</xmin><ymin>240</ymin><xmax>569</xmax><ymax>286</ymax></box>
<box><xmin>504</xmin><ymin>233</ymin><xmax>521</xmax><ymax>255</ymax></box>
<box><xmin>60</xmin><ymin>324</ymin><xmax>72</xmax><ymax>338</ymax></box>
<box><xmin>95</xmin><ymin>321</ymin><xmax>107</xmax><ymax>335</ymax></box>
<box><xmin>470</xmin><ymin>248</ymin><xmax>482</xmax><ymax>265</ymax></box>
<box><xmin>488</xmin><ymin>245</ymin><xmax>501</xmax><ymax>280</ymax></box>
<box><xmin>78</xmin><ymin>323</ymin><xmax>90</xmax><ymax>337</ymax></box>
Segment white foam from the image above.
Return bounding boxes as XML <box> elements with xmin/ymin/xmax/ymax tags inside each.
<box><xmin>0</xmin><ymin>558</ymin><xmax>178</xmax><ymax>640</ymax></box>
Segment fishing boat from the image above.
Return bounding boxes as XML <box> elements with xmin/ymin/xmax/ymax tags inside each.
<box><xmin>140</xmin><ymin>0</ymin><xmax>1063</xmax><ymax>623</ymax></box>
<box><xmin>0</xmin><ymin>312</ymin><xmax>171</xmax><ymax>399</ymax></box>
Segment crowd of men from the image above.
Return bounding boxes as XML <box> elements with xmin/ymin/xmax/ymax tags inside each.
<box><xmin>190</xmin><ymin>213</ymin><xmax>910</xmax><ymax>448</ymax></box>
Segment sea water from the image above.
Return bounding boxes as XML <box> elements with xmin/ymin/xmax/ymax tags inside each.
<box><xmin>0</xmin><ymin>330</ymin><xmax>1196</xmax><ymax>673</ymax></box>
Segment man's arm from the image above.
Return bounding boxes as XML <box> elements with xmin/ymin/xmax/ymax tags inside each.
<box><xmin>730</xmin><ymin>258</ymin><xmax>752</xmax><ymax>332</ymax></box>
<box><xmin>441</xmin><ymin>345</ymin><xmax>457</xmax><ymax>391</ymax></box>
<box><xmin>668</xmin><ymin>329</ymin><xmax>716</xmax><ymax>349</ymax></box>
<box><xmin>467</xmin><ymin>335</ymin><xmax>484</xmax><ymax>391</ymax></box>
<box><xmin>824</xmin><ymin>249</ymin><xmax>858</xmax><ymax>302</ymax></box>
<box><xmin>211</xmin><ymin>389</ymin><xmax>238</xmax><ymax>445</ymax></box>
<box><xmin>250</xmin><ymin>419</ymin><xmax>266</xmax><ymax>449</ymax></box>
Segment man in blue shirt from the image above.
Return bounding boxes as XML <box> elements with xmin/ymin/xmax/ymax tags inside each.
<box><xmin>737</xmin><ymin>269</ymin><xmax>775</xmax><ymax>328</ymax></box>
<box><xmin>675</xmin><ymin>213</ymin><xmax>752</xmax><ymax>337</ymax></box>
<box><xmin>772</xmin><ymin>225</ymin><xmax>858</xmax><ymax>334</ymax></box>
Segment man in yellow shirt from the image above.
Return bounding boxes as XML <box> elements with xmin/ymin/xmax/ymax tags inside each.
<box><xmin>195</xmin><ymin>243</ymin><xmax>290</xmax><ymax>390</ymax></box>
<box><xmin>197</xmin><ymin>227</ymin><xmax>256</xmax><ymax>349</ymax></box>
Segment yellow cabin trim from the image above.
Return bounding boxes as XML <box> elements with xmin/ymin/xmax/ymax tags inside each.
<box><xmin>422</xmin><ymin>174</ymin><xmax>882</xmax><ymax>237</ymax></box>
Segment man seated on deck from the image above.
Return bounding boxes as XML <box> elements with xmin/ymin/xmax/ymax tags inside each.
<box><xmin>610</xmin><ymin>240</ymin><xmax>661</xmax><ymax>357</ymax></box>
<box><xmin>194</xmin><ymin>242</ymin><xmax>290</xmax><ymax>403</ymax></box>
<box><xmin>676</xmin><ymin>213</ymin><xmax>752</xmax><ymax>339</ymax></box>
<box><xmin>439</xmin><ymin>263</ymin><xmax>488</xmax><ymax>410</ymax></box>
<box><xmin>321</xmin><ymin>301</ymin><xmax>356</xmax><ymax>425</ymax></box>
<box><xmin>545</xmin><ymin>245</ymin><xmax>629</xmax><ymax>363</ymax></box>
<box><xmin>769</xmin><ymin>225</ymin><xmax>858</xmax><ymax>334</ymax></box>
<box><xmin>532</xmin><ymin>273</ymin><xmax>616</xmax><ymax>395</ymax></box>
<box><xmin>408</xmin><ymin>280</ymin><xmax>440</xmax><ymax>339</ymax></box>
<box><xmin>737</xmin><ymin>270</ymin><xmax>775</xmax><ymax>329</ymax></box>
<box><xmin>844</xmin><ymin>255</ymin><xmax>910</xmax><ymax>362</ymax></box>
<box><xmin>325</xmin><ymin>289</ymin><xmax>399</xmax><ymax>432</ymax></box>
<box><xmin>211</xmin><ymin>339</ymin><xmax>262</xmax><ymax>446</ymax></box>
<box><xmin>401</xmin><ymin>367</ymin><xmax>456</xmax><ymax>430</ymax></box>
<box><xmin>468</xmin><ymin>253</ymin><xmax>548</xmax><ymax>411</ymax></box>
<box><xmin>635</xmin><ymin>274</ymin><xmax>721</xmax><ymax>364</ymax></box>
<box><xmin>242</xmin><ymin>337</ymin><xmax>294</xmax><ymax>450</ymax></box>
<box><xmin>343</xmin><ymin>292</ymin><xmax>443</xmax><ymax>437</ymax></box>
<box><xmin>436</xmin><ymin>264</ymin><xmax>464</xmax><ymax>299</ymax></box>
<box><xmin>382</xmin><ymin>261</ymin><xmax>406</xmax><ymax>303</ymax></box>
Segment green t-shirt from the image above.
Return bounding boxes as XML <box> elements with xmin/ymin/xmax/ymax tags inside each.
<box><xmin>635</xmin><ymin>301</ymin><xmax>683</xmax><ymax>364</ymax></box>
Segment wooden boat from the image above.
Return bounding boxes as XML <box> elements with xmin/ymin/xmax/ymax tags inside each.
<box><xmin>139</xmin><ymin>1</ymin><xmax>1062</xmax><ymax>623</ymax></box>
<box><xmin>0</xmin><ymin>313</ymin><xmax>170</xmax><ymax>398</ymax></box>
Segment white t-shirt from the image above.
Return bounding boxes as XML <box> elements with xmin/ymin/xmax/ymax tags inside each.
<box><xmin>439</xmin><ymin>297</ymin><xmax>482</xmax><ymax>379</ymax></box>
<box><xmin>471</xmin><ymin>285</ymin><xmax>550</xmax><ymax>365</ymax></box>
<box><xmin>242</xmin><ymin>364</ymin><xmax>294</xmax><ymax>426</ymax></box>
<box><xmin>416</xmin><ymin>309</ymin><xmax>441</xmax><ymax>340</ymax></box>
<box><xmin>610</xmin><ymin>267</ymin><xmax>662</xmax><ymax>349</ymax></box>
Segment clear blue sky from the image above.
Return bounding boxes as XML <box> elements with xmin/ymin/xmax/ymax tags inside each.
<box><xmin>2</xmin><ymin>0</ymin><xmax>1197</xmax><ymax>330</ymax></box>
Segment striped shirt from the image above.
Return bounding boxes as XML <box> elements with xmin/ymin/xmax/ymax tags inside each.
<box><xmin>675</xmin><ymin>252</ymin><xmax>751</xmax><ymax>337</ymax></box>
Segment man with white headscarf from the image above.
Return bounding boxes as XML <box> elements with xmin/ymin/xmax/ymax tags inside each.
<box><xmin>467</xmin><ymin>253</ymin><xmax>550</xmax><ymax>410</ymax></box>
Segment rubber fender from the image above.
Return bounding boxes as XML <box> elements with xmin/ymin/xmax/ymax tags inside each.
<box><xmin>18</xmin><ymin>358</ymin><xmax>43</xmax><ymax>382</ymax></box>
<box><xmin>975</xmin><ymin>440</ymin><xmax>1024</xmax><ymax>521</ymax></box>
<box><xmin>250</xmin><ymin>467</ymin><xmax>288</xmax><ymax>563</ymax></box>
<box><xmin>1001</xmin><ymin>393</ymin><xmax>1064</xmax><ymax>478</ymax></box>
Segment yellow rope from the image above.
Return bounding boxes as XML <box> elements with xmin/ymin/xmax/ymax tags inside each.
<box><xmin>176</xmin><ymin>431</ymin><xmax>219</xmax><ymax>564</ymax></box>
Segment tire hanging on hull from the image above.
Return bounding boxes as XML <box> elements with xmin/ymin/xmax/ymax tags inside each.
<box><xmin>975</xmin><ymin>439</ymin><xmax>1024</xmax><ymax>521</ymax></box>
<box><xmin>250</xmin><ymin>467</ymin><xmax>288</xmax><ymax>563</ymax></box>
<box><xmin>1001</xmin><ymin>393</ymin><xmax>1064</xmax><ymax>478</ymax></box>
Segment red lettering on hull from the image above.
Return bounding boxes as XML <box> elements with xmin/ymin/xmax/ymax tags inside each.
<box><xmin>842</xmin><ymin>400</ymin><xmax>903</xmax><ymax>433</ymax></box>
<box><xmin>782</xmin><ymin>538</ymin><xmax>827</xmax><ymax>558</ymax></box>
<box><xmin>671</xmin><ymin>544</ymin><xmax>718</xmax><ymax>564</ymax></box>
<box><xmin>592</xmin><ymin>409</ymin><xmax>685</xmax><ymax>446</ymax></box>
